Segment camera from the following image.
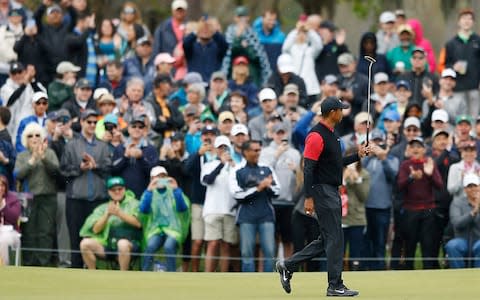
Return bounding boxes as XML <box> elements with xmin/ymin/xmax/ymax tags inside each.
<box><xmin>60</xmin><ymin>116</ymin><xmax>70</xmax><ymax>125</ymax></box>
<box><xmin>105</xmin><ymin>122</ymin><xmax>116</xmax><ymax>133</ymax></box>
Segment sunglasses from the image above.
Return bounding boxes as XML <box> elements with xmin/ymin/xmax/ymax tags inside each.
<box><xmin>131</xmin><ymin>124</ymin><xmax>145</xmax><ymax>129</ymax></box>
<box><xmin>35</xmin><ymin>101</ymin><xmax>48</xmax><ymax>106</ymax></box>
<box><xmin>27</xmin><ymin>134</ymin><xmax>41</xmax><ymax>139</ymax></box>
<box><xmin>406</xmin><ymin>128</ymin><xmax>419</xmax><ymax>132</ymax></box>
<box><xmin>86</xmin><ymin>120</ymin><xmax>98</xmax><ymax>125</ymax></box>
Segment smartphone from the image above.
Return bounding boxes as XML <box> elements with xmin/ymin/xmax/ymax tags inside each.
<box><xmin>163</xmin><ymin>138</ymin><xmax>171</xmax><ymax>146</ymax></box>
<box><xmin>26</xmin><ymin>19</ymin><xmax>36</xmax><ymax>29</ymax></box>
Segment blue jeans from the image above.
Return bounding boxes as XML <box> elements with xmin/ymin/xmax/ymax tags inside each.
<box><xmin>142</xmin><ymin>234</ymin><xmax>177</xmax><ymax>271</ymax></box>
<box><xmin>365</xmin><ymin>208</ymin><xmax>391</xmax><ymax>270</ymax></box>
<box><xmin>239</xmin><ymin>222</ymin><xmax>275</xmax><ymax>272</ymax></box>
<box><xmin>445</xmin><ymin>238</ymin><xmax>480</xmax><ymax>268</ymax></box>
<box><xmin>343</xmin><ymin>226</ymin><xmax>367</xmax><ymax>270</ymax></box>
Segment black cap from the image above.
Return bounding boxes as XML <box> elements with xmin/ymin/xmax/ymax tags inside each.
<box><xmin>170</xmin><ymin>132</ymin><xmax>184</xmax><ymax>141</ymax></box>
<box><xmin>408</xmin><ymin>137</ymin><xmax>425</xmax><ymax>147</ymax></box>
<box><xmin>10</xmin><ymin>62</ymin><xmax>25</xmax><ymax>73</ymax></box>
<box><xmin>80</xmin><ymin>109</ymin><xmax>99</xmax><ymax>120</ymax></box>
<box><xmin>320</xmin><ymin>97</ymin><xmax>350</xmax><ymax>115</ymax></box>
<box><xmin>319</xmin><ymin>20</ymin><xmax>336</xmax><ymax>31</ymax></box>
<box><xmin>201</xmin><ymin>125</ymin><xmax>218</xmax><ymax>135</ymax></box>
<box><xmin>131</xmin><ymin>114</ymin><xmax>147</xmax><ymax>126</ymax></box>
<box><xmin>154</xmin><ymin>74</ymin><xmax>173</xmax><ymax>86</ymax></box>
<box><xmin>8</xmin><ymin>8</ymin><xmax>23</xmax><ymax>17</ymax></box>
<box><xmin>75</xmin><ymin>78</ymin><xmax>92</xmax><ymax>89</ymax></box>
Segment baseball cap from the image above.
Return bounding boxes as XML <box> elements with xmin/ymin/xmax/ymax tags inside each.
<box><xmin>369</xmin><ymin>128</ymin><xmax>386</xmax><ymax>141</ymax></box>
<box><xmin>218</xmin><ymin>111</ymin><xmax>235</xmax><ymax>123</ymax></box>
<box><xmin>432</xmin><ymin>129</ymin><xmax>450</xmax><ymax>139</ymax></box>
<box><xmin>136</xmin><ymin>36</ymin><xmax>152</xmax><ymax>46</ymax></box>
<box><xmin>337</xmin><ymin>53</ymin><xmax>355</xmax><ymax>66</ymax></box>
<box><xmin>396</xmin><ymin>80</ymin><xmax>410</xmax><ymax>90</ymax></box>
<box><xmin>48</xmin><ymin>109</ymin><xmax>71</xmax><ymax>121</ymax></box>
<box><xmin>150</xmin><ymin>166</ymin><xmax>168</xmax><ymax>177</ymax></box>
<box><xmin>412</xmin><ymin>47</ymin><xmax>426</xmax><ymax>56</ymax></box>
<box><xmin>456</xmin><ymin>114</ymin><xmax>473</xmax><ymax>125</ymax></box>
<box><xmin>171</xmin><ymin>0</ymin><xmax>188</xmax><ymax>10</ymax></box>
<box><xmin>210</xmin><ymin>71</ymin><xmax>227</xmax><ymax>81</ymax></box>
<box><xmin>272</xmin><ymin>123</ymin><xmax>287</xmax><ymax>134</ymax></box>
<box><xmin>397</xmin><ymin>24</ymin><xmax>414</xmax><ymax>35</ymax></box>
<box><xmin>93</xmin><ymin>88</ymin><xmax>109</xmax><ymax>101</ymax></box>
<box><xmin>259</xmin><ymin>88</ymin><xmax>277</xmax><ymax>102</ymax></box>
<box><xmin>395</xmin><ymin>9</ymin><xmax>406</xmax><ymax>17</ymax></box>
<box><xmin>183</xmin><ymin>72</ymin><xmax>206</xmax><ymax>86</ymax></box>
<box><xmin>235</xmin><ymin>6</ymin><xmax>248</xmax><ymax>17</ymax></box>
<box><xmin>170</xmin><ymin>131</ymin><xmax>184</xmax><ymax>141</ymax></box>
<box><xmin>80</xmin><ymin>109</ymin><xmax>99</xmax><ymax>120</ymax></box>
<box><xmin>431</xmin><ymin>109</ymin><xmax>449</xmax><ymax>123</ymax></box>
<box><xmin>459</xmin><ymin>140</ymin><xmax>476</xmax><ymax>150</ymax></box>
<box><xmin>319</xmin><ymin>20</ymin><xmax>336</xmax><ymax>31</ymax></box>
<box><xmin>408</xmin><ymin>136</ymin><xmax>425</xmax><ymax>147</ymax></box>
<box><xmin>75</xmin><ymin>78</ymin><xmax>92</xmax><ymax>89</ymax></box>
<box><xmin>106</xmin><ymin>177</ymin><xmax>125</xmax><ymax>189</ymax></box>
<box><xmin>277</xmin><ymin>53</ymin><xmax>295</xmax><ymax>74</ymax></box>
<box><xmin>441</xmin><ymin>68</ymin><xmax>457</xmax><ymax>79</ymax></box>
<box><xmin>8</xmin><ymin>8</ymin><xmax>23</xmax><ymax>17</ymax></box>
<box><xmin>320</xmin><ymin>96</ymin><xmax>350</xmax><ymax>115</ymax></box>
<box><xmin>231</xmin><ymin>123</ymin><xmax>249</xmax><ymax>136</ymax></box>
<box><xmin>47</xmin><ymin>4</ymin><xmax>62</xmax><ymax>15</ymax></box>
<box><xmin>463</xmin><ymin>173</ymin><xmax>480</xmax><ymax>187</ymax></box>
<box><xmin>214</xmin><ymin>135</ymin><xmax>231</xmax><ymax>148</ymax></box>
<box><xmin>403</xmin><ymin>116</ymin><xmax>420</xmax><ymax>128</ymax></box>
<box><xmin>154</xmin><ymin>53</ymin><xmax>176</xmax><ymax>65</ymax></box>
<box><xmin>200</xmin><ymin>112</ymin><xmax>216</xmax><ymax>123</ymax></box>
<box><xmin>32</xmin><ymin>91</ymin><xmax>48</xmax><ymax>103</ymax></box>
<box><xmin>374</xmin><ymin>72</ymin><xmax>389</xmax><ymax>84</ymax></box>
<box><xmin>379</xmin><ymin>11</ymin><xmax>395</xmax><ymax>23</ymax></box>
<box><xmin>10</xmin><ymin>62</ymin><xmax>24</xmax><ymax>73</ymax></box>
<box><xmin>384</xmin><ymin>110</ymin><xmax>401</xmax><ymax>122</ymax></box>
<box><xmin>323</xmin><ymin>74</ymin><xmax>339</xmax><ymax>85</ymax></box>
<box><xmin>56</xmin><ymin>61</ymin><xmax>81</xmax><ymax>74</ymax></box>
<box><xmin>131</xmin><ymin>114</ymin><xmax>146</xmax><ymax>126</ymax></box>
<box><xmin>201</xmin><ymin>125</ymin><xmax>218</xmax><ymax>135</ymax></box>
<box><xmin>283</xmin><ymin>83</ymin><xmax>299</xmax><ymax>96</ymax></box>
<box><xmin>233</xmin><ymin>56</ymin><xmax>249</xmax><ymax>66</ymax></box>
<box><xmin>104</xmin><ymin>113</ymin><xmax>118</xmax><ymax>125</ymax></box>
<box><xmin>354</xmin><ymin>112</ymin><xmax>372</xmax><ymax>125</ymax></box>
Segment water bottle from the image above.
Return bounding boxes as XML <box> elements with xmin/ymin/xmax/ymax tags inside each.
<box><xmin>153</xmin><ymin>261</ymin><xmax>166</xmax><ymax>272</ymax></box>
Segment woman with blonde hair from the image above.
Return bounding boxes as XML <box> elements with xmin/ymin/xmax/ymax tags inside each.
<box><xmin>14</xmin><ymin>123</ymin><xmax>60</xmax><ymax>266</ymax></box>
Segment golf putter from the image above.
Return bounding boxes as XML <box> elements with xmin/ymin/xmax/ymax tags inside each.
<box><xmin>364</xmin><ymin>55</ymin><xmax>376</xmax><ymax>149</ymax></box>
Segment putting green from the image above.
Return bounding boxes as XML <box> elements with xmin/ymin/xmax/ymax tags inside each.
<box><xmin>0</xmin><ymin>267</ymin><xmax>478</xmax><ymax>299</ymax></box>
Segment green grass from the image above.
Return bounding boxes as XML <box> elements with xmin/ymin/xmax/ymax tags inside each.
<box><xmin>0</xmin><ymin>267</ymin><xmax>479</xmax><ymax>299</ymax></box>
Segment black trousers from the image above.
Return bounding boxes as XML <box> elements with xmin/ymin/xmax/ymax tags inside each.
<box><xmin>291</xmin><ymin>210</ymin><xmax>324</xmax><ymax>272</ymax></box>
<box><xmin>285</xmin><ymin>184</ymin><xmax>343</xmax><ymax>288</ymax></box>
<box><xmin>66</xmin><ymin>198</ymin><xmax>105</xmax><ymax>268</ymax></box>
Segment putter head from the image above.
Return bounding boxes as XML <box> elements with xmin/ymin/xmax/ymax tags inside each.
<box><xmin>364</xmin><ymin>56</ymin><xmax>377</xmax><ymax>63</ymax></box>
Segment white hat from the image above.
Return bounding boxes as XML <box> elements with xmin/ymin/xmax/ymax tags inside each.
<box><xmin>374</xmin><ymin>72</ymin><xmax>389</xmax><ymax>84</ymax></box>
<box><xmin>277</xmin><ymin>53</ymin><xmax>295</xmax><ymax>74</ymax></box>
<box><xmin>56</xmin><ymin>61</ymin><xmax>81</xmax><ymax>74</ymax></box>
<box><xmin>150</xmin><ymin>166</ymin><xmax>168</xmax><ymax>177</ymax></box>
<box><xmin>431</xmin><ymin>109</ymin><xmax>449</xmax><ymax>123</ymax></box>
<box><xmin>93</xmin><ymin>88</ymin><xmax>110</xmax><ymax>101</ymax></box>
<box><xmin>404</xmin><ymin>116</ymin><xmax>421</xmax><ymax>128</ymax></box>
<box><xmin>463</xmin><ymin>173</ymin><xmax>480</xmax><ymax>187</ymax></box>
<box><xmin>32</xmin><ymin>91</ymin><xmax>48</xmax><ymax>103</ymax></box>
<box><xmin>231</xmin><ymin>124</ymin><xmax>249</xmax><ymax>136</ymax></box>
<box><xmin>214</xmin><ymin>135</ymin><xmax>231</xmax><ymax>148</ymax></box>
<box><xmin>171</xmin><ymin>0</ymin><xmax>188</xmax><ymax>10</ymax></box>
<box><xmin>258</xmin><ymin>88</ymin><xmax>277</xmax><ymax>102</ymax></box>
<box><xmin>441</xmin><ymin>68</ymin><xmax>457</xmax><ymax>79</ymax></box>
<box><xmin>379</xmin><ymin>11</ymin><xmax>395</xmax><ymax>23</ymax></box>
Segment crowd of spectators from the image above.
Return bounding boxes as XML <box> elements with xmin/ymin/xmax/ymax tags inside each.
<box><xmin>0</xmin><ymin>0</ymin><xmax>480</xmax><ymax>271</ymax></box>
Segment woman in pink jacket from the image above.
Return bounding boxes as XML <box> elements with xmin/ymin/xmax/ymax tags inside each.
<box><xmin>408</xmin><ymin>19</ymin><xmax>436</xmax><ymax>73</ymax></box>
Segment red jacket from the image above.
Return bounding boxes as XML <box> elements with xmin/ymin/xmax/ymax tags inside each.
<box><xmin>397</xmin><ymin>158</ymin><xmax>443</xmax><ymax>211</ymax></box>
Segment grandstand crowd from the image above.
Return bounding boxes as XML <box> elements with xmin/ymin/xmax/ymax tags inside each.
<box><xmin>0</xmin><ymin>0</ymin><xmax>479</xmax><ymax>271</ymax></box>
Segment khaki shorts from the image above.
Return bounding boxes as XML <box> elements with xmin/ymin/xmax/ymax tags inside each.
<box><xmin>191</xmin><ymin>204</ymin><xmax>205</xmax><ymax>241</ymax></box>
<box><xmin>203</xmin><ymin>214</ymin><xmax>239</xmax><ymax>244</ymax></box>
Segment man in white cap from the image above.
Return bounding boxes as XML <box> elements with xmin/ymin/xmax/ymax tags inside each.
<box><xmin>445</xmin><ymin>173</ymin><xmax>480</xmax><ymax>268</ymax></box>
<box><xmin>201</xmin><ymin>135</ymin><xmax>238</xmax><ymax>272</ymax></box>
<box><xmin>248</xmin><ymin>87</ymin><xmax>291</xmax><ymax>144</ymax></box>
<box><xmin>15</xmin><ymin>91</ymin><xmax>49</xmax><ymax>153</ymax></box>
<box><xmin>230</xmin><ymin>123</ymin><xmax>249</xmax><ymax>163</ymax></box>
<box><xmin>267</xmin><ymin>53</ymin><xmax>308</xmax><ymax>107</ymax></box>
<box><xmin>152</xmin><ymin>0</ymin><xmax>188</xmax><ymax>56</ymax></box>
<box><xmin>48</xmin><ymin>61</ymin><xmax>81</xmax><ymax>111</ymax></box>
<box><xmin>376</xmin><ymin>11</ymin><xmax>400</xmax><ymax>55</ymax></box>
<box><xmin>424</xmin><ymin>68</ymin><xmax>466</xmax><ymax>127</ymax></box>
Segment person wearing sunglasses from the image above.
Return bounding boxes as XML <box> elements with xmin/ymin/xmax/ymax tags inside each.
<box><xmin>14</xmin><ymin>122</ymin><xmax>60</xmax><ymax>266</ymax></box>
<box><xmin>60</xmin><ymin>109</ymin><xmax>112</xmax><ymax>268</ymax></box>
<box><xmin>15</xmin><ymin>91</ymin><xmax>50</xmax><ymax>153</ymax></box>
<box><xmin>112</xmin><ymin>115</ymin><xmax>159</xmax><ymax>199</ymax></box>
